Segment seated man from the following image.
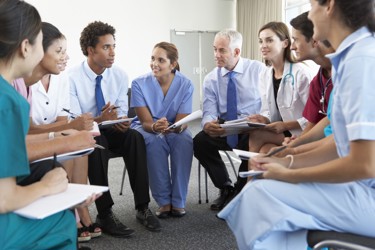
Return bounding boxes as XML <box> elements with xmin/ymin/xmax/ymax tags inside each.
<box><xmin>193</xmin><ymin>29</ymin><xmax>266</xmax><ymax>211</ymax></box>
<box><xmin>69</xmin><ymin>21</ymin><xmax>160</xmax><ymax>236</ymax></box>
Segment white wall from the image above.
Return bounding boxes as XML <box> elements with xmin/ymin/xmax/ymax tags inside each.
<box><xmin>27</xmin><ymin>0</ymin><xmax>236</xmax><ymax>82</ymax></box>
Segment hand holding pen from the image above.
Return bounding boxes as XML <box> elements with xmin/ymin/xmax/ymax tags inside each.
<box><xmin>40</xmin><ymin>155</ymin><xmax>69</xmax><ymax>195</ymax></box>
<box><xmin>100</xmin><ymin>103</ymin><xmax>118</xmax><ymax>121</ymax></box>
<box><xmin>61</xmin><ymin>131</ymin><xmax>105</xmax><ymax>150</ymax></box>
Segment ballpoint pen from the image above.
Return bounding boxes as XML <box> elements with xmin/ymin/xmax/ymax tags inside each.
<box><xmin>62</xmin><ymin>108</ymin><xmax>80</xmax><ymax>119</ymax></box>
<box><xmin>101</xmin><ymin>106</ymin><xmax>120</xmax><ymax>112</ymax></box>
<box><xmin>264</xmin><ymin>145</ymin><xmax>287</xmax><ymax>157</ymax></box>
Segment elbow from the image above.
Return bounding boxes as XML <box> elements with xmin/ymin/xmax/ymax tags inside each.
<box><xmin>363</xmin><ymin>164</ymin><xmax>375</xmax><ymax>178</ymax></box>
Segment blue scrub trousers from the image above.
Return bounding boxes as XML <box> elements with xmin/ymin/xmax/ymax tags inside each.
<box><xmin>136</xmin><ymin>128</ymin><xmax>193</xmax><ymax>209</ymax></box>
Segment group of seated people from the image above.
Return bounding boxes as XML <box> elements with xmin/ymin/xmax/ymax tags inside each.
<box><xmin>1</xmin><ymin>0</ymin><xmax>375</xmax><ymax>249</ymax></box>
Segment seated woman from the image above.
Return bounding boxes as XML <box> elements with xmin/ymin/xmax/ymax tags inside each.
<box><xmin>0</xmin><ymin>2</ymin><xmax>77</xmax><ymax>249</ymax></box>
<box><xmin>24</xmin><ymin>22</ymin><xmax>100</xmax><ymax>242</ymax></box>
<box><xmin>247</xmin><ymin>21</ymin><xmax>313</xmax><ymax>153</ymax></box>
<box><xmin>131</xmin><ymin>42</ymin><xmax>194</xmax><ymax>218</ymax></box>
<box><xmin>218</xmin><ymin>0</ymin><xmax>375</xmax><ymax>249</ymax></box>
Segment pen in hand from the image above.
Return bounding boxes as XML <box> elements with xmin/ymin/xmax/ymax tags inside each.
<box><xmin>264</xmin><ymin>145</ymin><xmax>287</xmax><ymax>157</ymax></box>
<box><xmin>62</xmin><ymin>108</ymin><xmax>80</xmax><ymax>119</ymax></box>
<box><xmin>61</xmin><ymin>133</ymin><xmax>106</xmax><ymax>150</ymax></box>
<box><xmin>101</xmin><ymin>106</ymin><xmax>120</xmax><ymax>112</ymax></box>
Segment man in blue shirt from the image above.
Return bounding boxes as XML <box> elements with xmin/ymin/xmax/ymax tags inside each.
<box><xmin>193</xmin><ymin>29</ymin><xmax>265</xmax><ymax>210</ymax></box>
<box><xmin>69</xmin><ymin>21</ymin><xmax>161</xmax><ymax>236</ymax></box>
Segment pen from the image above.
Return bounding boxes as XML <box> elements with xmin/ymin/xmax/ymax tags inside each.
<box><xmin>101</xmin><ymin>106</ymin><xmax>120</xmax><ymax>112</ymax></box>
<box><xmin>264</xmin><ymin>145</ymin><xmax>287</xmax><ymax>157</ymax></box>
<box><xmin>62</xmin><ymin>108</ymin><xmax>80</xmax><ymax>119</ymax></box>
<box><xmin>61</xmin><ymin>133</ymin><xmax>106</xmax><ymax>150</ymax></box>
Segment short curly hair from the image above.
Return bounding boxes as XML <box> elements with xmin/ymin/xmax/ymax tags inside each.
<box><xmin>80</xmin><ymin>21</ymin><xmax>116</xmax><ymax>56</ymax></box>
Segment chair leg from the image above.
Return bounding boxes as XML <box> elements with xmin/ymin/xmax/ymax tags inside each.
<box><xmin>224</xmin><ymin>151</ymin><xmax>237</xmax><ymax>177</ymax></box>
<box><xmin>204</xmin><ymin>168</ymin><xmax>209</xmax><ymax>203</ymax></box>
<box><xmin>198</xmin><ymin>161</ymin><xmax>202</xmax><ymax>204</ymax></box>
<box><xmin>119</xmin><ymin>167</ymin><xmax>126</xmax><ymax>195</ymax></box>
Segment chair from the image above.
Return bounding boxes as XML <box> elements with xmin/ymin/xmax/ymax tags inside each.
<box><xmin>109</xmin><ymin>88</ymin><xmax>136</xmax><ymax>195</ymax></box>
<box><xmin>197</xmin><ymin>151</ymin><xmax>239</xmax><ymax>204</ymax></box>
<box><xmin>307</xmin><ymin>230</ymin><xmax>375</xmax><ymax>250</ymax></box>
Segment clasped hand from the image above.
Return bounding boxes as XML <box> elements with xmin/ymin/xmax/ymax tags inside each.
<box><xmin>248</xmin><ymin>154</ymin><xmax>293</xmax><ymax>182</ymax></box>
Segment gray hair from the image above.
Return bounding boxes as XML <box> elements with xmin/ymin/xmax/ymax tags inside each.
<box><xmin>215</xmin><ymin>29</ymin><xmax>243</xmax><ymax>51</ymax></box>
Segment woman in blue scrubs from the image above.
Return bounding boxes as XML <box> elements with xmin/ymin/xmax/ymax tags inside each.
<box><xmin>131</xmin><ymin>42</ymin><xmax>194</xmax><ymax>218</ymax></box>
<box><xmin>218</xmin><ymin>0</ymin><xmax>375</xmax><ymax>249</ymax></box>
<box><xmin>0</xmin><ymin>1</ymin><xmax>76</xmax><ymax>249</ymax></box>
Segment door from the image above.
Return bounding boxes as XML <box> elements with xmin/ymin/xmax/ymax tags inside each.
<box><xmin>171</xmin><ymin>30</ymin><xmax>217</xmax><ymax>111</ymax></box>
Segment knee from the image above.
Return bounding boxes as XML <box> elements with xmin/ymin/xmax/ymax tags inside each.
<box><xmin>193</xmin><ymin>131</ymin><xmax>209</xmax><ymax>151</ymax></box>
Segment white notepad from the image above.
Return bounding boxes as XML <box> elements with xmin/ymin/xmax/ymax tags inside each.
<box><xmin>238</xmin><ymin>170</ymin><xmax>265</xmax><ymax>178</ymax></box>
<box><xmin>31</xmin><ymin>147</ymin><xmax>95</xmax><ymax>164</ymax></box>
<box><xmin>98</xmin><ymin>117</ymin><xmax>134</xmax><ymax>128</ymax></box>
<box><xmin>232</xmin><ymin>149</ymin><xmax>259</xmax><ymax>160</ymax></box>
<box><xmin>14</xmin><ymin>184</ymin><xmax>109</xmax><ymax>219</ymax></box>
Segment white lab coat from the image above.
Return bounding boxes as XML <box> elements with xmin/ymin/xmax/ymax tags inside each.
<box><xmin>259</xmin><ymin>61</ymin><xmax>312</xmax><ymax>135</ymax></box>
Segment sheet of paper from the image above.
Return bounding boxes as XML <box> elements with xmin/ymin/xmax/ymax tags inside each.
<box><xmin>31</xmin><ymin>147</ymin><xmax>95</xmax><ymax>164</ymax></box>
<box><xmin>14</xmin><ymin>184</ymin><xmax>109</xmax><ymax>219</ymax></box>
<box><xmin>90</xmin><ymin>121</ymin><xmax>100</xmax><ymax>136</ymax></box>
<box><xmin>232</xmin><ymin>149</ymin><xmax>259</xmax><ymax>160</ymax></box>
<box><xmin>99</xmin><ymin>117</ymin><xmax>135</xmax><ymax>127</ymax></box>
<box><xmin>238</xmin><ymin>170</ymin><xmax>265</xmax><ymax>178</ymax></box>
<box><xmin>167</xmin><ymin>110</ymin><xmax>203</xmax><ymax>129</ymax></box>
<box><xmin>220</xmin><ymin>121</ymin><xmax>266</xmax><ymax>136</ymax></box>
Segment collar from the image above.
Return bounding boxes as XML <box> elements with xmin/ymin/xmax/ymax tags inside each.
<box><xmin>83</xmin><ymin>60</ymin><xmax>108</xmax><ymax>81</ymax></box>
<box><xmin>220</xmin><ymin>57</ymin><xmax>244</xmax><ymax>77</ymax></box>
<box><xmin>326</xmin><ymin>26</ymin><xmax>372</xmax><ymax>63</ymax></box>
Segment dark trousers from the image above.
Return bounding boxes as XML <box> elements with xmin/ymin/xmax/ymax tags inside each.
<box><xmin>88</xmin><ymin>127</ymin><xmax>150</xmax><ymax>215</ymax></box>
<box><xmin>193</xmin><ymin>131</ymin><xmax>249</xmax><ymax>191</ymax></box>
<box><xmin>18</xmin><ymin>160</ymin><xmax>62</xmax><ymax>186</ymax></box>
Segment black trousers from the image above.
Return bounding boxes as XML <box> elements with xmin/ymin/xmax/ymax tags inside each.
<box><xmin>18</xmin><ymin>160</ymin><xmax>62</xmax><ymax>186</ymax></box>
<box><xmin>88</xmin><ymin>127</ymin><xmax>150</xmax><ymax>214</ymax></box>
<box><xmin>193</xmin><ymin>131</ymin><xmax>249</xmax><ymax>191</ymax></box>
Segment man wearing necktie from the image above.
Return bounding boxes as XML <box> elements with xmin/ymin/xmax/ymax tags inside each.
<box><xmin>69</xmin><ymin>21</ymin><xmax>161</xmax><ymax>237</ymax></box>
<box><xmin>193</xmin><ymin>29</ymin><xmax>266</xmax><ymax>211</ymax></box>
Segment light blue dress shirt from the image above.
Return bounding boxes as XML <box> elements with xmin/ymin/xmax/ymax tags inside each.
<box><xmin>201</xmin><ymin>57</ymin><xmax>266</xmax><ymax>126</ymax></box>
<box><xmin>68</xmin><ymin>60</ymin><xmax>129</xmax><ymax>117</ymax></box>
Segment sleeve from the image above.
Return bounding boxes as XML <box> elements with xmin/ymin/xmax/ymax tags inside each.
<box><xmin>0</xmin><ymin>95</ymin><xmax>29</xmax><ymax>178</ymax></box>
<box><xmin>68</xmin><ymin>72</ymin><xmax>83</xmax><ymax>115</ymax></box>
<box><xmin>295</xmin><ymin>66</ymin><xmax>312</xmax><ymax>129</ymax></box>
<box><xmin>201</xmin><ymin>73</ymin><xmax>219</xmax><ymax>126</ymax></box>
<box><xmin>57</xmin><ymin>73</ymin><xmax>70</xmax><ymax>117</ymax></box>
<box><xmin>258</xmin><ymin>68</ymin><xmax>271</xmax><ymax>120</ymax></box>
<box><xmin>114</xmin><ymin>69</ymin><xmax>129</xmax><ymax>117</ymax></box>
<box><xmin>130</xmin><ymin>79</ymin><xmax>147</xmax><ymax>107</ymax></box>
<box><xmin>177</xmin><ymin>79</ymin><xmax>194</xmax><ymax>114</ymax></box>
<box><xmin>343</xmin><ymin>56</ymin><xmax>375</xmax><ymax>141</ymax></box>
<box><xmin>302</xmin><ymin>74</ymin><xmax>324</xmax><ymax>123</ymax></box>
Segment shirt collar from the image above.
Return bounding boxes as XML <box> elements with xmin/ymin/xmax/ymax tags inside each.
<box><xmin>220</xmin><ymin>57</ymin><xmax>244</xmax><ymax>77</ymax></box>
<box><xmin>326</xmin><ymin>26</ymin><xmax>372</xmax><ymax>65</ymax></box>
<box><xmin>83</xmin><ymin>60</ymin><xmax>108</xmax><ymax>81</ymax></box>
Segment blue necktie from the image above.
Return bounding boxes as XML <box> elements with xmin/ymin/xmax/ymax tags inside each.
<box><xmin>95</xmin><ymin>75</ymin><xmax>105</xmax><ymax>116</ymax></box>
<box><xmin>226</xmin><ymin>71</ymin><xmax>238</xmax><ymax>148</ymax></box>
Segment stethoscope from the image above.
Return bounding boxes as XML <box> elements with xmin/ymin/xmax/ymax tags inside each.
<box><xmin>283</xmin><ymin>63</ymin><xmax>294</xmax><ymax>88</ymax></box>
<box><xmin>318</xmin><ymin>68</ymin><xmax>332</xmax><ymax>115</ymax></box>
<box><xmin>280</xmin><ymin>63</ymin><xmax>294</xmax><ymax>108</ymax></box>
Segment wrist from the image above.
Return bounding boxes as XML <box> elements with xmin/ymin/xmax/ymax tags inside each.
<box><xmin>48</xmin><ymin>132</ymin><xmax>55</xmax><ymax>140</ymax></box>
<box><xmin>285</xmin><ymin>154</ymin><xmax>294</xmax><ymax>168</ymax></box>
<box><xmin>151</xmin><ymin>122</ymin><xmax>157</xmax><ymax>133</ymax></box>
<box><xmin>178</xmin><ymin>126</ymin><xmax>184</xmax><ymax>134</ymax></box>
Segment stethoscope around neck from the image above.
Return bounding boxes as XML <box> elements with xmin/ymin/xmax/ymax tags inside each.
<box><xmin>280</xmin><ymin>63</ymin><xmax>294</xmax><ymax>108</ymax></box>
<box><xmin>318</xmin><ymin>67</ymin><xmax>332</xmax><ymax>115</ymax></box>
